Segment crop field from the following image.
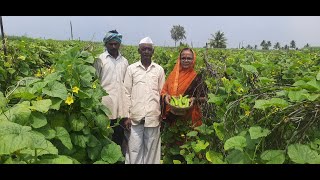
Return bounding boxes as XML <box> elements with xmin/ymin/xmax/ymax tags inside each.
<box><xmin>1</xmin><ymin>37</ymin><xmax>320</xmax><ymax>164</ymax></box>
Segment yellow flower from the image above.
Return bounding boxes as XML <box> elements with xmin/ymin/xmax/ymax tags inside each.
<box><xmin>92</xmin><ymin>83</ymin><xmax>96</xmax><ymax>89</ymax></box>
<box><xmin>36</xmin><ymin>96</ymin><xmax>43</xmax><ymax>101</ymax></box>
<box><xmin>65</xmin><ymin>95</ymin><xmax>74</xmax><ymax>105</ymax></box>
<box><xmin>72</xmin><ymin>86</ymin><xmax>80</xmax><ymax>94</ymax></box>
<box><xmin>35</xmin><ymin>71</ymin><xmax>42</xmax><ymax>77</ymax></box>
<box><xmin>245</xmin><ymin>110</ymin><xmax>250</xmax><ymax>116</ymax></box>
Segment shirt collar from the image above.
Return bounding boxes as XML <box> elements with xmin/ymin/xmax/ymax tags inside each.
<box><xmin>136</xmin><ymin>61</ymin><xmax>155</xmax><ymax>68</ymax></box>
<box><xmin>105</xmin><ymin>50</ymin><xmax>122</xmax><ymax>59</ymax></box>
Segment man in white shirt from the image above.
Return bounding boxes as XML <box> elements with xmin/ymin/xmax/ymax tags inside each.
<box><xmin>124</xmin><ymin>37</ymin><xmax>165</xmax><ymax>164</ymax></box>
<box><xmin>94</xmin><ymin>30</ymin><xmax>130</xmax><ymax>156</ymax></box>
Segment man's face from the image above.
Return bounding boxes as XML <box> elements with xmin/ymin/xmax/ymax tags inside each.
<box><xmin>138</xmin><ymin>44</ymin><xmax>154</xmax><ymax>59</ymax></box>
<box><xmin>106</xmin><ymin>40</ymin><xmax>120</xmax><ymax>54</ymax></box>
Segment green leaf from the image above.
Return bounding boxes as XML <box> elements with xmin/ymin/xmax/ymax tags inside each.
<box><xmin>70</xmin><ymin>116</ymin><xmax>86</xmax><ymax>131</ymax></box>
<box><xmin>38</xmin><ymin>155</ymin><xmax>74</xmax><ymax>164</ymax></box>
<box><xmin>93</xmin><ymin>160</ymin><xmax>109</xmax><ymax>164</ymax></box>
<box><xmin>259</xmin><ymin>77</ymin><xmax>275</xmax><ymax>83</ymax></box>
<box><xmin>186</xmin><ymin>131</ymin><xmax>198</xmax><ymax>137</ymax></box>
<box><xmin>269</xmin><ymin>98</ymin><xmax>289</xmax><ymax>108</ymax></box>
<box><xmin>192</xmin><ymin>140</ymin><xmax>209</xmax><ymax>153</ymax></box>
<box><xmin>253</xmin><ymin>99</ymin><xmax>269</xmax><ymax>110</ymax></box>
<box><xmin>249</xmin><ymin>126</ymin><xmax>270</xmax><ymax>139</ymax></box>
<box><xmin>0</xmin><ymin>121</ymin><xmax>33</xmax><ymax>155</ymax></box>
<box><xmin>305</xmin><ymin>94</ymin><xmax>320</xmax><ymax>101</ymax></box>
<box><xmin>43</xmin><ymin>81</ymin><xmax>68</xmax><ymax>100</ymax></box>
<box><xmin>288</xmin><ymin>89</ymin><xmax>308</xmax><ymax>102</ymax></box>
<box><xmin>83</xmin><ymin>56</ymin><xmax>94</xmax><ymax>64</ymax></box>
<box><xmin>95</xmin><ymin>114</ymin><xmax>107</xmax><ymax>130</ymax></box>
<box><xmin>31</xmin><ymin>99</ymin><xmax>52</xmax><ymax>113</ymax></box>
<box><xmin>288</xmin><ymin>144</ymin><xmax>320</xmax><ymax>164</ymax></box>
<box><xmin>185</xmin><ymin>153</ymin><xmax>195</xmax><ymax>164</ymax></box>
<box><xmin>35</xmin><ymin>125</ymin><xmax>56</xmax><ymax>139</ymax></box>
<box><xmin>55</xmin><ymin>127</ymin><xmax>73</xmax><ymax>150</ymax></box>
<box><xmin>50</xmin><ymin>98</ymin><xmax>63</xmax><ymax>110</ymax></box>
<box><xmin>240</xmin><ymin>64</ymin><xmax>258</xmax><ymax>74</ymax></box>
<box><xmin>224</xmin><ymin>136</ymin><xmax>247</xmax><ymax>151</ymax></box>
<box><xmin>206</xmin><ymin>151</ymin><xmax>225</xmax><ymax>164</ymax></box>
<box><xmin>213</xmin><ymin>122</ymin><xmax>225</xmax><ymax>141</ymax></box>
<box><xmin>292</xmin><ymin>80</ymin><xmax>307</xmax><ymax>87</ymax></box>
<box><xmin>88</xmin><ymin>144</ymin><xmax>102</xmax><ymax>161</ymax></box>
<box><xmin>87</xmin><ymin>135</ymin><xmax>100</xmax><ymax>147</ymax></box>
<box><xmin>226</xmin><ymin>150</ymin><xmax>251</xmax><ymax>164</ymax></box>
<box><xmin>276</xmin><ymin>90</ymin><xmax>287</xmax><ymax>97</ymax></box>
<box><xmin>30</xmin><ymin>82</ymin><xmax>48</xmax><ymax>94</ymax></box>
<box><xmin>317</xmin><ymin>72</ymin><xmax>320</xmax><ymax>81</ymax></box>
<box><xmin>2</xmin><ymin>103</ymin><xmax>32</xmax><ymax>125</ymax></box>
<box><xmin>70</xmin><ymin>134</ymin><xmax>88</xmax><ymax>148</ymax></box>
<box><xmin>29</xmin><ymin>132</ymin><xmax>58</xmax><ymax>155</ymax></box>
<box><xmin>0</xmin><ymin>92</ymin><xmax>7</xmax><ymax>109</ymax></box>
<box><xmin>43</xmin><ymin>72</ymin><xmax>61</xmax><ymax>83</ymax></box>
<box><xmin>194</xmin><ymin>124</ymin><xmax>214</xmax><ymax>135</ymax></box>
<box><xmin>254</xmin><ymin>98</ymin><xmax>288</xmax><ymax>110</ymax></box>
<box><xmin>307</xmin><ymin>79</ymin><xmax>320</xmax><ymax>91</ymax></box>
<box><xmin>260</xmin><ymin>150</ymin><xmax>285</xmax><ymax>164</ymax></box>
<box><xmin>101</xmin><ymin>143</ymin><xmax>123</xmax><ymax>164</ymax></box>
<box><xmin>173</xmin><ymin>160</ymin><xmax>182</xmax><ymax>164</ymax></box>
<box><xmin>49</xmin><ymin>112</ymin><xmax>68</xmax><ymax>128</ymax></box>
<box><xmin>30</xmin><ymin>111</ymin><xmax>47</xmax><ymax>128</ymax></box>
<box><xmin>207</xmin><ymin>93</ymin><xmax>223</xmax><ymax>105</ymax></box>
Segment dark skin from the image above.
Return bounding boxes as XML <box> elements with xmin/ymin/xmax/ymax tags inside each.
<box><xmin>105</xmin><ymin>40</ymin><xmax>131</xmax><ymax>129</ymax></box>
<box><xmin>124</xmin><ymin>43</ymin><xmax>155</xmax><ymax>130</ymax></box>
<box><xmin>105</xmin><ymin>40</ymin><xmax>120</xmax><ymax>59</ymax></box>
<box><xmin>165</xmin><ymin>49</ymin><xmax>207</xmax><ymax>104</ymax></box>
<box><xmin>138</xmin><ymin>43</ymin><xmax>154</xmax><ymax>69</ymax></box>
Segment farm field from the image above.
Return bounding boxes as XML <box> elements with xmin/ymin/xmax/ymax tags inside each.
<box><xmin>1</xmin><ymin>37</ymin><xmax>320</xmax><ymax>164</ymax></box>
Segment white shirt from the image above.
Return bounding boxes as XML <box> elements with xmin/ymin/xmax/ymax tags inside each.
<box><xmin>124</xmin><ymin>61</ymin><xmax>165</xmax><ymax>127</ymax></box>
<box><xmin>94</xmin><ymin>51</ymin><xmax>129</xmax><ymax>119</ymax></box>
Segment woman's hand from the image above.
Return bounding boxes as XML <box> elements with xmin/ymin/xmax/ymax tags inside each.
<box><xmin>165</xmin><ymin>94</ymin><xmax>171</xmax><ymax>104</ymax></box>
<box><xmin>123</xmin><ymin>118</ymin><xmax>132</xmax><ymax>131</ymax></box>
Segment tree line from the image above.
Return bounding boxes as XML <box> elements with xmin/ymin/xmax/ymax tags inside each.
<box><xmin>170</xmin><ymin>25</ymin><xmax>311</xmax><ymax>49</ymax></box>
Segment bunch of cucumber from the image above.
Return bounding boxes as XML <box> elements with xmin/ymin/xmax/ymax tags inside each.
<box><xmin>170</xmin><ymin>94</ymin><xmax>190</xmax><ymax>108</ymax></box>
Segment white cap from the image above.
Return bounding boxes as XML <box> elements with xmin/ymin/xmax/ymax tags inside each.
<box><xmin>139</xmin><ymin>37</ymin><xmax>153</xmax><ymax>45</ymax></box>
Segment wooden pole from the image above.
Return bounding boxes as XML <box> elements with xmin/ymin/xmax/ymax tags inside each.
<box><xmin>0</xmin><ymin>16</ymin><xmax>8</xmax><ymax>61</ymax></box>
<box><xmin>70</xmin><ymin>21</ymin><xmax>73</xmax><ymax>40</ymax></box>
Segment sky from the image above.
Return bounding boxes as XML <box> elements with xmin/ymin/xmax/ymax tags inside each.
<box><xmin>2</xmin><ymin>16</ymin><xmax>320</xmax><ymax>48</ymax></box>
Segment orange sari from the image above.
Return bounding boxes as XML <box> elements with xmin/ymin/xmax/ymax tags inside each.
<box><xmin>161</xmin><ymin>49</ymin><xmax>202</xmax><ymax>127</ymax></box>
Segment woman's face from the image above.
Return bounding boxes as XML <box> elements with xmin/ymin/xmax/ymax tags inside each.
<box><xmin>180</xmin><ymin>50</ymin><xmax>193</xmax><ymax>69</ymax></box>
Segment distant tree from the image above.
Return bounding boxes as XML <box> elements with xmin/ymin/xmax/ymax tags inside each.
<box><xmin>208</xmin><ymin>30</ymin><xmax>227</xmax><ymax>48</ymax></box>
<box><xmin>260</xmin><ymin>40</ymin><xmax>267</xmax><ymax>50</ymax></box>
<box><xmin>304</xmin><ymin>43</ymin><xmax>310</xmax><ymax>48</ymax></box>
<box><xmin>274</xmin><ymin>42</ymin><xmax>281</xmax><ymax>50</ymax></box>
<box><xmin>170</xmin><ymin>25</ymin><xmax>186</xmax><ymax>47</ymax></box>
<box><xmin>290</xmin><ymin>40</ymin><xmax>296</xmax><ymax>49</ymax></box>
<box><xmin>254</xmin><ymin>45</ymin><xmax>258</xmax><ymax>50</ymax></box>
<box><xmin>246</xmin><ymin>45</ymin><xmax>253</xmax><ymax>49</ymax></box>
<box><xmin>284</xmin><ymin>44</ymin><xmax>289</xmax><ymax>50</ymax></box>
<box><xmin>267</xmin><ymin>41</ymin><xmax>272</xmax><ymax>50</ymax></box>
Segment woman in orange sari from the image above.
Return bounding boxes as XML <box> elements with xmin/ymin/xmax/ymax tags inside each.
<box><xmin>160</xmin><ymin>48</ymin><xmax>207</xmax><ymax>164</ymax></box>
<box><xmin>161</xmin><ymin>48</ymin><xmax>207</xmax><ymax>128</ymax></box>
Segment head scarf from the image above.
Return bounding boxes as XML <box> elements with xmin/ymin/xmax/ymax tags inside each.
<box><xmin>161</xmin><ymin>48</ymin><xmax>202</xmax><ymax>127</ymax></box>
<box><xmin>103</xmin><ymin>30</ymin><xmax>122</xmax><ymax>44</ymax></box>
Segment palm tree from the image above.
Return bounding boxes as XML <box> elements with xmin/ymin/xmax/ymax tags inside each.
<box><xmin>208</xmin><ymin>30</ymin><xmax>227</xmax><ymax>48</ymax></box>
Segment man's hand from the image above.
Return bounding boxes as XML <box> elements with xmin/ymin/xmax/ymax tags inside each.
<box><xmin>123</xmin><ymin>118</ymin><xmax>132</xmax><ymax>131</ymax></box>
